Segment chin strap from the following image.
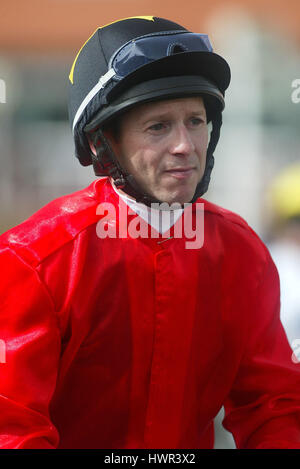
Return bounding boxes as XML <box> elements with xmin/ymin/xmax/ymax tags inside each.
<box><xmin>191</xmin><ymin>111</ymin><xmax>222</xmax><ymax>202</ymax></box>
<box><xmin>88</xmin><ymin>112</ymin><xmax>222</xmax><ymax>207</ymax></box>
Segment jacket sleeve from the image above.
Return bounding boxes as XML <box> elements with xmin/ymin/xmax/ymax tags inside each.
<box><xmin>0</xmin><ymin>246</ymin><xmax>61</xmax><ymax>449</ymax></box>
<box><xmin>223</xmin><ymin>248</ymin><xmax>300</xmax><ymax>449</ymax></box>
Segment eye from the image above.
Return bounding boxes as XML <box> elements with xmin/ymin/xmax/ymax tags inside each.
<box><xmin>190</xmin><ymin>117</ymin><xmax>205</xmax><ymax>127</ymax></box>
<box><xmin>148</xmin><ymin>122</ymin><xmax>167</xmax><ymax>132</ymax></box>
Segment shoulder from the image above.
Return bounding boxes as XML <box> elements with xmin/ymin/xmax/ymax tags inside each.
<box><xmin>198</xmin><ymin>197</ymin><xmax>270</xmax><ymax>262</ymax></box>
<box><xmin>199</xmin><ymin>197</ymin><xmax>250</xmax><ymax>229</ymax></box>
<box><xmin>0</xmin><ymin>178</ymin><xmax>113</xmax><ymax>267</ymax></box>
<box><xmin>197</xmin><ymin>198</ymin><xmax>280</xmax><ymax>301</ymax></box>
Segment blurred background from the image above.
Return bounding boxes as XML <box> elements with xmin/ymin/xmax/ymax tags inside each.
<box><xmin>0</xmin><ymin>0</ymin><xmax>300</xmax><ymax>449</ymax></box>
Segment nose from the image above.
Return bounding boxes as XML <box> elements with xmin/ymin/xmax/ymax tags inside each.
<box><xmin>169</xmin><ymin>124</ymin><xmax>195</xmax><ymax>156</ymax></box>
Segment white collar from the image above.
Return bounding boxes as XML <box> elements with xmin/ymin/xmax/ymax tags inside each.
<box><xmin>110</xmin><ymin>180</ymin><xmax>184</xmax><ymax>235</ymax></box>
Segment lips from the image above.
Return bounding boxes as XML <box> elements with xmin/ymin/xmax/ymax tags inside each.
<box><xmin>164</xmin><ymin>167</ymin><xmax>196</xmax><ymax>179</ymax></box>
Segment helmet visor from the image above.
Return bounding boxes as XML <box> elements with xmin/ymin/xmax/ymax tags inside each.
<box><xmin>109</xmin><ymin>31</ymin><xmax>213</xmax><ymax>80</ymax></box>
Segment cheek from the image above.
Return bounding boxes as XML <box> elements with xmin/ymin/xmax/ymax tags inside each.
<box><xmin>201</xmin><ymin>128</ymin><xmax>209</xmax><ymax>149</ymax></box>
<box><xmin>118</xmin><ymin>145</ymin><xmax>154</xmax><ymax>178</ymax></box>
<box><xmin>197</xmin><ymin>130</ymin><xmax>209</xmax><ymax>157</ymax></box>
<box><xmin>116</xmin><ymin>133</ymin><xmax>148</xmax><ymax>172</ymax></box>
<box><xmin>132</xmin><ymin>149</ymin><xmax>160</xmax><ymax>175</ymax></box>
<box><xmin>122</xmin><ymin>136</ymin><xmax>161</xmax><ymax>173</ymax></box>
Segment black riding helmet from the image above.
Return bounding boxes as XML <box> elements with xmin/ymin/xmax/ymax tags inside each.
<box><xmin>68</xmin><ymin>16</ymin><xmax>231</xmax><ymax>204</ymax></box>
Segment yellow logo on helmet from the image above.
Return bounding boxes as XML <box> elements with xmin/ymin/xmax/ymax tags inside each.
<box><xmin>69</xmin><ymin>16</ymin><xmax>155</xmax><ymax>85</ymax></box>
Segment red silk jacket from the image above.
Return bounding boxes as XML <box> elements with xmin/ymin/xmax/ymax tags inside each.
<box><xmin>1</xmin><ymin>177</ymin><xmax>300</xmax><ymax>449</ymax></box>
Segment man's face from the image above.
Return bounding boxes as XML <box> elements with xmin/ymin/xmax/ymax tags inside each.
<box><xmin>111</xmin><ymin>96</ymin><xmax>208</xmax><ymax>205</ymax></box>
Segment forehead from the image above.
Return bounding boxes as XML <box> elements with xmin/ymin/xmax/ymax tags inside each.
<box><xmin>124</xmin><ymin>96</ymin><xmax>206</xmax><ymax>121</ymax></box>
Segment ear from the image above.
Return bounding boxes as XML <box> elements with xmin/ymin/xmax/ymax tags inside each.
<box><xmin>87</xmin><ymin>128</ymin><xmax>121</xmax><ymax>165</ymax></box>
<box><xmin>87</xmin><ymin>128</ymin><xmax>117</xmax><ymax>154</ymax></box>
<box><xmin>87</xmin><ymin>136</ymin><xmax>97</xmax><ymax>156</ymax></box>
<box><xmin>87</xmin><ymin>129</ymin><xmax>107</xmax><ymax>156</ymax></box>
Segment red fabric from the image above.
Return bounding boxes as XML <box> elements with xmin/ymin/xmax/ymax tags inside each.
<box><xmin>1</xmin><ymin>177</ymin><xmax>300</xmax><ymax>449</ymax></box>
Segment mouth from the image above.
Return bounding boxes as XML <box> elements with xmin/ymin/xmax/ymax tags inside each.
<box><xmin>164</xmin><ymin>167</ymin><xmax>196</xmax><ymax>180</ymax></box>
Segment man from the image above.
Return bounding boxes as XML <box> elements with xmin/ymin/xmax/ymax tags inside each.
<box><xmin>1</xmin><ymin>16</ymin><xmax>300</xmax><ymax>449</ymax></box>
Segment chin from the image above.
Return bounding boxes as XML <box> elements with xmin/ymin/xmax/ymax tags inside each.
<box><xmin>155</xmin><ymin>189</ymin><xmax>196</xmax><ymax>206</ymax></box>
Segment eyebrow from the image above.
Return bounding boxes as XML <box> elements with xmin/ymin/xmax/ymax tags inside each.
<box><xmin>141</xmin><ymin>108</ymin><xmax>207</xmax><ymax>124</ymax></box>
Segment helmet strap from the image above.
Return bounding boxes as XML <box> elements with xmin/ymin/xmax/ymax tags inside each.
<box><xmin>191</xmin><ymin>111</ymin><xmax>222</xmax><ymax>202</ymax></box>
